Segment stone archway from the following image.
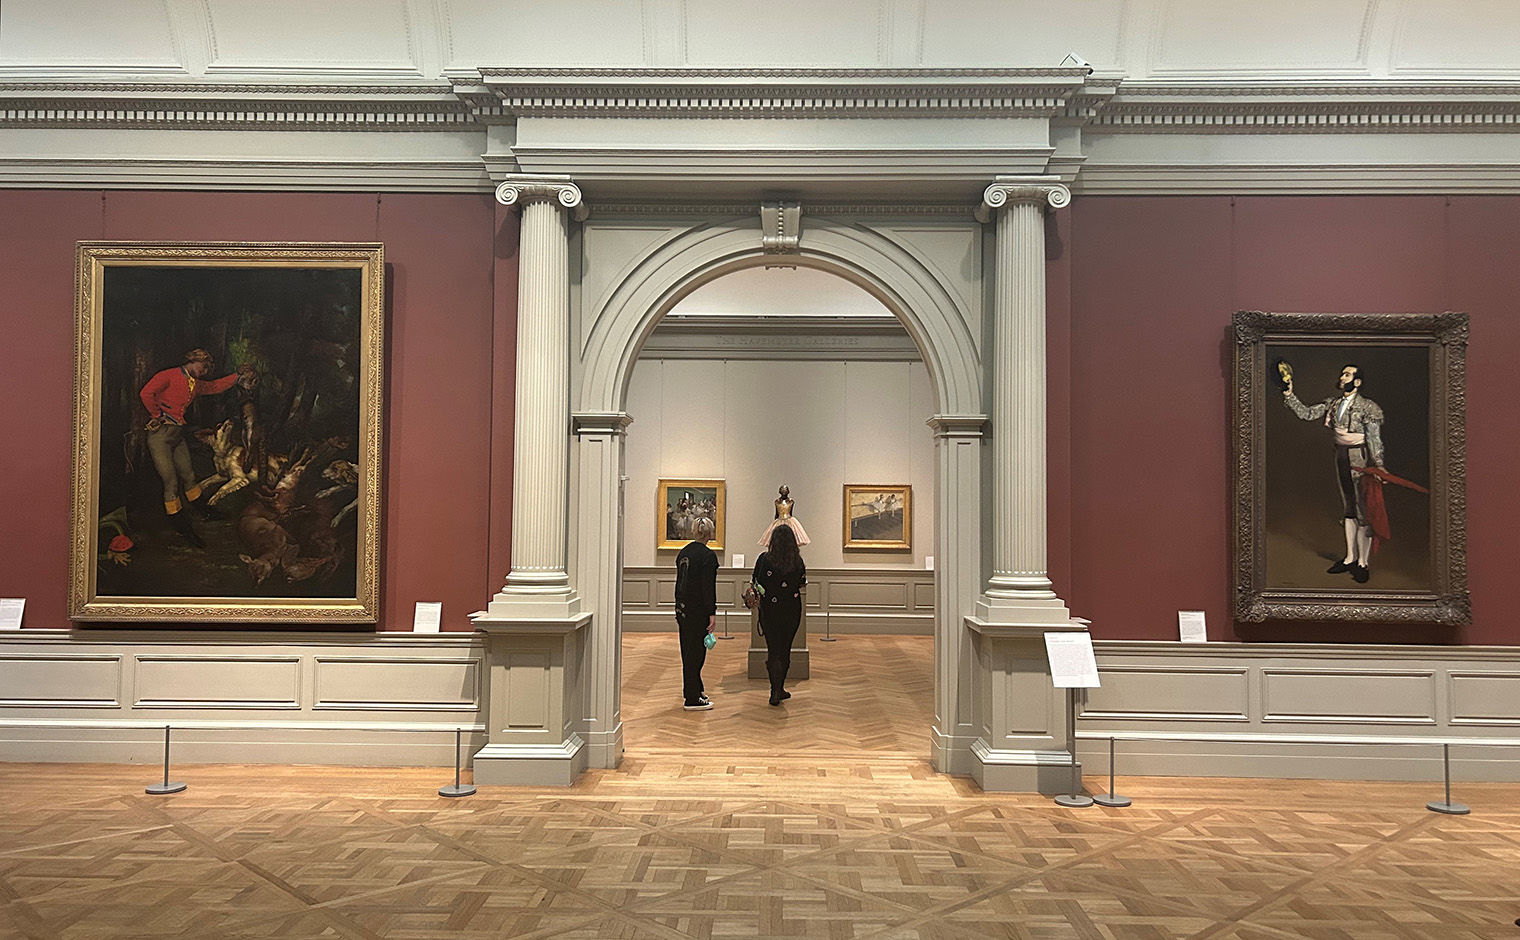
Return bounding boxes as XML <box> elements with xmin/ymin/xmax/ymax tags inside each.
<box><xmin>568</xmin><ymin>216</ymin><xmax>988</xmax><ymax>776</ymax></box>
<box><xmin>471</xmin><ymin>179</ymin><xmax>1082</xmax><ymax>792</ymax></box>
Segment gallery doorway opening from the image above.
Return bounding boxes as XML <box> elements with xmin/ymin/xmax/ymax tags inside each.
<box><xmin>617</xmin><ymin>264</ymin><xmax>938</xmax><ymax>760</ymax></box>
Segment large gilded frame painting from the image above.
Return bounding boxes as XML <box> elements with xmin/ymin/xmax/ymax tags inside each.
<box><xmin>69</xmin><ymin>242</ymin><xmax>384</xmax><ymax>623</ymax></box>
<box><xmin>1232</xmin><ymin>310</ymin><xmax>1468</xmax><ymax>626</ymax></box>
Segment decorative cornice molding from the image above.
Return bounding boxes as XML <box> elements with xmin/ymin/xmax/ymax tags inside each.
<box><xmin>1094</xmin><ymin>82</ymin><xmax>1520</xmax><ymax>134</ymax></box>
<box><xmin>927</xmin><ymin>414</ymin><xmax>988</xmax><ymax>439</ymax></box>
<box><xmin>975</xmin><ymin>177</ymin><xmax>1071</xmax><ymax>222</ymax></box>
<box><xmin>453</xmin><ymin>66</ymin><xmax>1095</xmax><ymax>120</ymax></box>
<box><xmin>494</xmin><ymin>175</ymin><xmax>589</xmax><ymax>221</ymax></box>
<box><xmin>640</xmin><ymin>315</ymin><xmax>919</xmax><ymax>361</ymax></box>
<box><xmin>571</xmin><ymin>412</ymin><xmax>634</xmax><ymax>436</ymax></box>
<box><xmin>0</xmin><ymin>81</ymin><xmax>471</xmax><ymax>130</ymax></box>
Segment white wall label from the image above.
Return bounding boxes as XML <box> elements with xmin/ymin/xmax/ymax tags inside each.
<box><xmin>732</xmin><ymin>553</ymin><xmax>745</xmax><ymax>570</ymax></box>
<box><xmin>1044</xmin><ymin>632</ymin><xmax>1100</xmax><ymax>688</ymax></box>
<box><xmin>924</xmin><ymin>555</ymin><xmax>934</xmax><ymax>570</ymax></box>
<box><xmin>1178</xmin><ymin>610</ymin><xmax>1208</xmax><ymax>643</ymax></box>
<box><xmin>413</xmin><ymin>601</ymin><xmax>442</xmax><ymax>633</ymax></box>
<box><xmin>0</xmin><ymin>598</ymin><xmax>22</xmax><ymax>630</ymax></box>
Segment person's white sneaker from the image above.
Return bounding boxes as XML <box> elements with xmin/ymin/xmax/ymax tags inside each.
<box><xmin>683</xmin><ymin>700</ymin><xmax>713</xmax><ymax>711</ymax></box>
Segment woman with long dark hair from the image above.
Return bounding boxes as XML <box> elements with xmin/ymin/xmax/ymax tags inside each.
<box><xmin>752</xmin><ymin>523</ymin><xmax>806</xmax><ymax>705</ymax></box>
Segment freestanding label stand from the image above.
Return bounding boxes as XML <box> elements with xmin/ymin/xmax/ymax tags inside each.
<box><xmin>1045</xmin><ymin>632</ymin><xmax>1099</xmax><ymax>808</ymax></box>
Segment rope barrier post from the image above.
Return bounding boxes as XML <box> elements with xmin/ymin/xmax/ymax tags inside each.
<box><xmin>1093</xmin><ymin>736</ymin><xmax>1131</xmax><ymax>808</ymax></box>
<box><xmin>1425</xmin><ymin>742</ymin><xmax>1469</xmax><ymax>815</ymax></box>
<box><xmin>718</xmin><ymin>606</ymin><xmax>735</xmax><ymax>640</ymax></box>
<box><xmin>1054</xmin><ymin>689</ymin><xmax>1093</xmax><ymax>808</ymax></box>
<box><xmin>438</xmin><ymin>728</ymin><xmax>477</xmax><ymax>798</ymax></box>
<box><xmin>145</xmin><ymin>724</ymin><xmax>187</xmax><ymax>795</ymax></box>
<box><xmin>819</xmin><ymin>608</ymin><xmax>836</xmax><ymax>642</ymax></box>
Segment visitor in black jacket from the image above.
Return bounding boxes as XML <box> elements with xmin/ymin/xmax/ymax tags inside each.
<box><xmin>752</xmin><ymin>524</ymin><xmax>806</xmax><ymax>706</ymax></box>
<box><xmin>674</xmin><ymin>517</ymin><xmax>719</xmax><ymax>710</ymax></box>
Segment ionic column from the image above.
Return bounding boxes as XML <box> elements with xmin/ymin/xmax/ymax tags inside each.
<box><xmin>482</xmin><ymin>175</ymin><xmax>588</xmax><ymax>619</ymax></box>
<box><xmin>975</xmin><ymin>176</ymin><xmax>1071</xmax><ymax>624</ymax></box>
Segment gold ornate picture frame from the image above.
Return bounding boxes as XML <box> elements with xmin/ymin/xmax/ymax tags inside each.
<box><xmin>843</xmin><ymin>484</ymin><xmax>912</xmax><ymax>551</ymax></box>
<box><xmin>656</xmin><ymin>478</ymin><xmax>725</xmax><ymax>552</ymax></box>
<box><xmin>1232</xmin><ymin>310</ymin><xmax>1469</xmax><ymax>625</ymax></box>
<box><xmin>69</xmin><ymin>242</ymin><xmax>384</xmax><ymax>623</ymax></box>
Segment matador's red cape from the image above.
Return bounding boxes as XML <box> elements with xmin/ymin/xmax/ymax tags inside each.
<box><xmin>1355</xmin><ymin>467</ymin><xmax>1430</xmax><ymax>555</ymax></box>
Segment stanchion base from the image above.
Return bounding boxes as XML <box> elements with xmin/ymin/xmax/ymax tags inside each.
<box><xmin>145</xmin><ymin>782</ymin><xmax>187</xmax><ymax>795</ymax></box>
<box><xmin>1054</xmin><ymin>794</ymin><xmax>1094</xmax><ymax>808</ymax></box>
<box><xmin>1426</xmin><ymin>800</ymin><xmax>1470</xmax><ymax>815</ymax></box>
<box><xmin>818</xmin><ymin>637</ymin><xmax>838</xmax><ymax>642</ymax></box>
<box><xmin>717</xmin><ymin>635</ymin><xmax>736</xmax><ymax>640</ymax></box>
<box><xmin>438</xmin><ymin>784</ymin><xmax>477</xmax><ymax>798</ymax></box>
<box><xmin>1093</xmin><ymin>794</ymin><xmax>1131</xmax><ymax>808</ymax></box>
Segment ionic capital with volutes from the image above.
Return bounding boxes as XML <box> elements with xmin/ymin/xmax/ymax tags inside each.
<box><xmin>974</xmin><ymin>176</ymin><xmax>1071</xmax><ymax>223</ymax></box>
<box><xmin>495</xmin><ymin>174</ymin><xmax>590</xmax><ymax>221</ymax></box>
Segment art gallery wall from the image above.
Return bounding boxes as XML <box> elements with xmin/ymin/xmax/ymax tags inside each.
<box><xmin>0</xmin><ymin>189</ymin><xmax>504</xmax><ymax>632</ymax></box>
<box><xmin>623</xmin><ymin>358</ymin><xmax>937</xmax><ymax>570</ymax></box>
<box><xmin>1065</xmin><ymin>195</ymin><xmax>1520</xmax><ymax>647</ymax></box>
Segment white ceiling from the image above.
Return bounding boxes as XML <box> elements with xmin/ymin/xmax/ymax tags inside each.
<box><xmin>3</xmin><ymin>0</ymin><xmax>1518</xmax><ymax>81</ymax></box>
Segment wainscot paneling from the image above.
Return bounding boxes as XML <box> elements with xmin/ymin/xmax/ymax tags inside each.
<box><xmin>135</xmin><ymin>655</ymin><xmax>301</xmax><ymax>709</ymax></box>
<box><xmin>1081</xmin><ymin>643</ymin><xmax>1520</xmax><ymax>781</ymax></box>
<box><xmin>0</xmin><ymin>632</ymin><xmax>484</xmax><ymax>766</ymax></box>
<box><xmin>0</xmin><ymin>654</ymin><xmax>121</xmax><ymax>708</ymax></box>
<box><xmin>620</xmin><ymin>566</ymin><xmax>934</xmax><ymax>635</ymax></box>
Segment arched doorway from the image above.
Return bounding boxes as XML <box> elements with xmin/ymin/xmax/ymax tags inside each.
<box><xmin>569</xmin><ymin>215</ymin><xmax>987</xmax><ymax>777</ymax></box>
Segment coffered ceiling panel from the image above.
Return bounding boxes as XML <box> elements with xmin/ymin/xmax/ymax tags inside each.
<box><xmin>204</xmin><ymin>0</ymin><xmax>419</xmax><ymax>74</ymax></box>
<box><xmin>1152</xmin><ymin>0</ymin><xmax>1375</xmax><ymax>76</ymax></box>
<box><xmin>444</xmin><ymin>0</ymin><xmax>648</xmax><ymax>69</ymax></box>
<box><xmin>1393</xmin><ymin>1</ymin><xmax>1520</xmax><ymax>76</ymax></box>
<box><xmin>919</xmin><ymin>0</ymin><xmax>1124</xmax><ymax>69</ymax></box>
<box><xmin>0</xmin><ymin>0</ymin><xmax>181</xmax><ymax>71</ymax></box>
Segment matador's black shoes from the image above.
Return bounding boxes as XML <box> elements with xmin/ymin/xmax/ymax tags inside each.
<box><xmin>1327</xmin><ymin>559</ymin><xmax>1371</xmax><ymax>582</ymax></box>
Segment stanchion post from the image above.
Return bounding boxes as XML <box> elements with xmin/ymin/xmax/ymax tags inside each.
<box><xmin>1425</xmin><ymin>742</ymin><xmax>1469</xmax><ymax>815</ymax></box>
<box><xmin>718</xmin><ymin>606</ymin><xmax>735</xmax><ymax>640</ymax></box>
<box><xmin>1054</xmin><ymin>689</ymin><xmax>1093</xmax><ymax>808</ymax></box>
<box><xmin>145</xmin><ymin>724</ymin><xmax>187</xmax><ymax>795</ymax></box>
<box><xmin>1093</xmin><ymin>736</ymin><xmax>1131</xmax><ymax>807</ymax></box>
<box><xmin>819</xmin><ymin>608</ymin><xmax>837</xmax><ymax>642</ymax></box>
<box><xmin>439</xmin><ymin>728</ymin><xmax>477</xmax><ymax>798</ymax></box>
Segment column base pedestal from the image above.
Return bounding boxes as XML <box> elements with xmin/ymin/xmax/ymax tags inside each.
<box><xmin>971</xmin><ymin>741</ymin><xmax>1082</xmax><ymax>794</ymax></box>
<box><xmin>472</xmin><ymin>738</ymin><xmax>587</xmax><ymax>787</ymax></box>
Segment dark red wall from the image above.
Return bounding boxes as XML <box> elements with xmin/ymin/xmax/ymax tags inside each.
<box><xmin>0</xmin><ymin>190</ymin><xmax>502</xmax><ymax>631</ymax></box>
<box><xmin>1067</xmin><ymin>195</ymin><xmax>1520</xmax><ymax>645</ymax></box>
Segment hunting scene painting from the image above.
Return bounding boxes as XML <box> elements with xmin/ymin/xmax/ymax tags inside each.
<box><xmin>1232</xmin><ymin>311</ymin><xmax>1468</xmax><ymax>625</ymax></box>
<box><xmin>69</xmin><ymin>243</ymin><xmax>383</xmax><ymax>622</ymax></box>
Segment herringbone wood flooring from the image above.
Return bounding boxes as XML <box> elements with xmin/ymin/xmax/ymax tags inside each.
<box><xmin>0</xmin><ymin>634</ymin><xmax>1516</xmax><ymax>939</ymax></box>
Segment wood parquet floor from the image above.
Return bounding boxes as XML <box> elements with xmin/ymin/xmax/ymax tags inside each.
<box><xmin>1</xmin><ymin>633</ymin><xmax>1518</xmax><ymax>939</ymax></box>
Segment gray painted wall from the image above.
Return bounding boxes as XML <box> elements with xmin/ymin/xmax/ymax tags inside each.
<box><xmin>624</xmin><ymin>357</ymin><xmax>938</xmax><ymax>570</ymax></box>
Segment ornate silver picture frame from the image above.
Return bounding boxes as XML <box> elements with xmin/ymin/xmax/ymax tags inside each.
<box><xmin>1232</xmin><ymin>311</ymin><xmax>1468</xmax><ymax>625</ymax></box>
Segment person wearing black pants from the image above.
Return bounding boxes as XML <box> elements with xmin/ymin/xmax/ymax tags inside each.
<box><xmin>752</xmin><ymin>524</ymin><xmax>807</xmax><ymax>706</ymax></box>
<box><xmin>674</xmin><ymin>517</ymin><xmax>719</xmax><ymax>710</ymax></box>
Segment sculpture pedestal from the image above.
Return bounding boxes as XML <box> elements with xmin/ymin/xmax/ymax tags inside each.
<box><xmin>747</xmin><ymin>588</ymin><xmax>810</xmax><ymax>680</ymax></box>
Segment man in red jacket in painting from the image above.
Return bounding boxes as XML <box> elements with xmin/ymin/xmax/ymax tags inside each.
<box><xmin>139</xmin><ymin>347</ymin><xmax>253</xmax><ymax>546</ymax></box>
